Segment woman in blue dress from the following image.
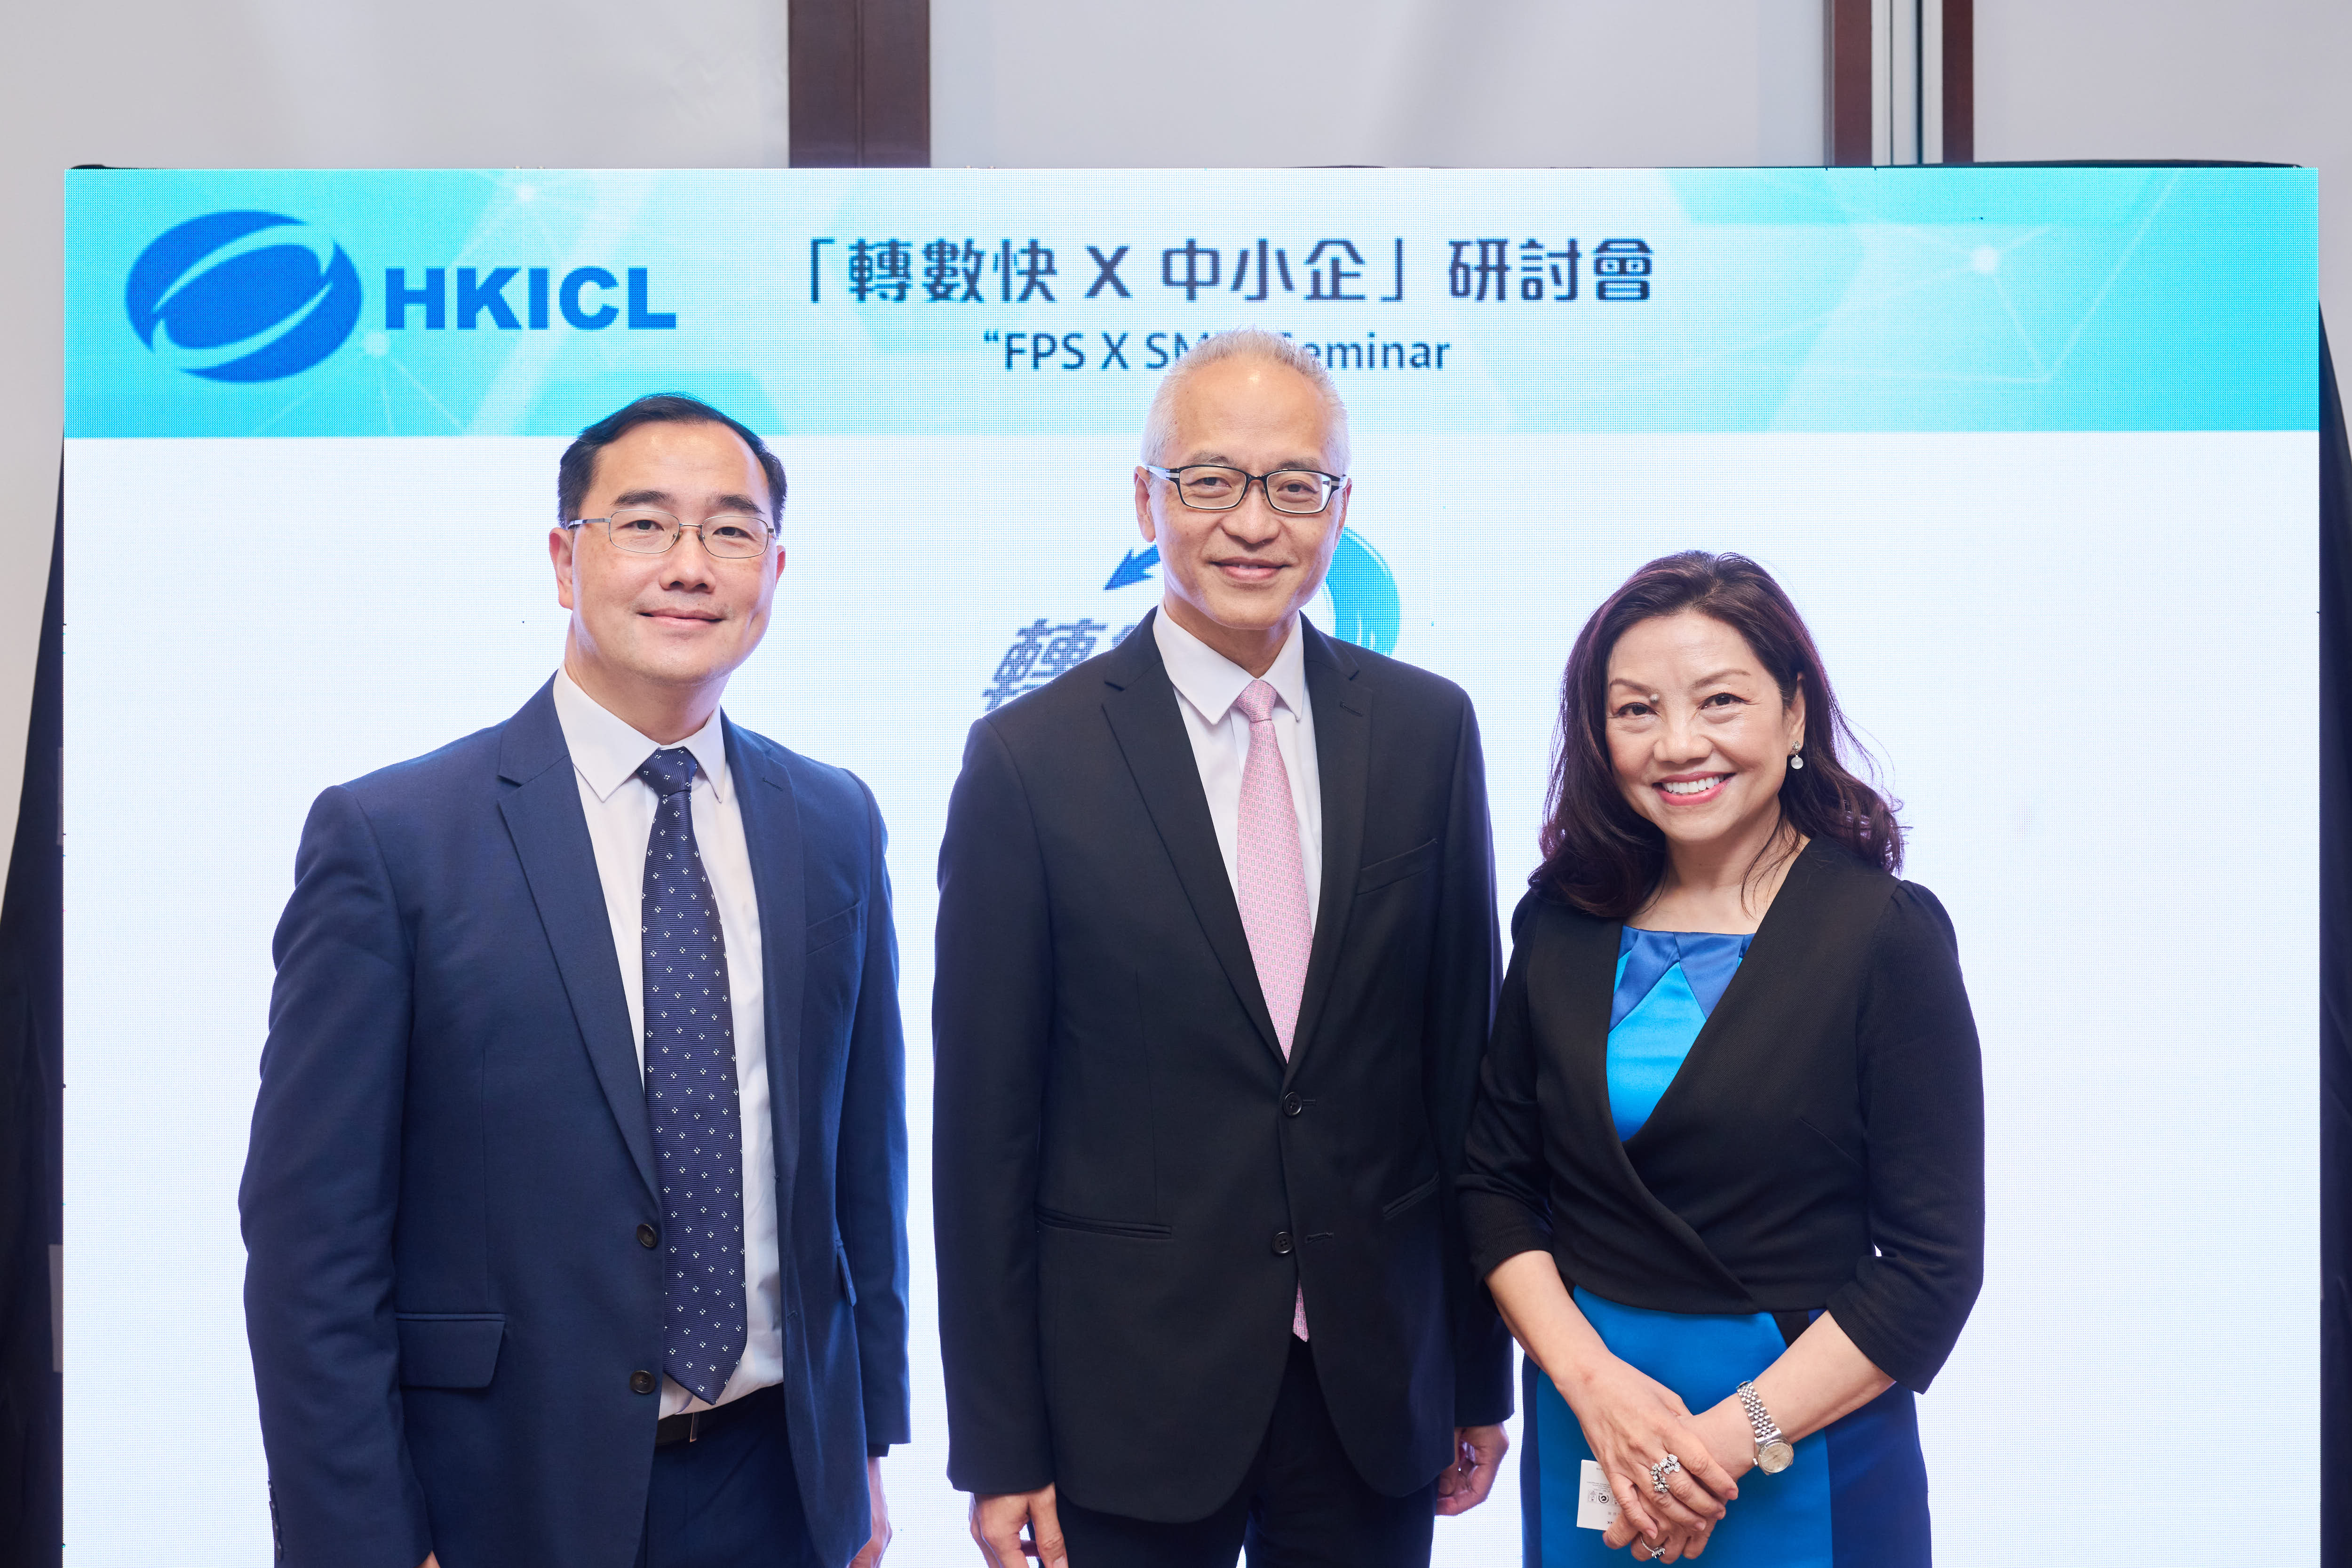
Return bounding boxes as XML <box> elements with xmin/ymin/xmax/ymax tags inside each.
<box><xmin>1460</xmin><ymin>552</ymin><xmax>1983</xmax><ymax>1565</ymax></box>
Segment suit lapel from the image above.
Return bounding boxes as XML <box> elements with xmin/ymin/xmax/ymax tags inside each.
<box><xmin>1546</xmin><ymin>907</ymin><xmax>1756</xmax><ymax>1303</ymax></box>
<box><xmin>1622</xmin><ymin>842</ymin><xmax>1833</xmax><ymax>1151</ymax></box>
<box><xmin>729</xmin><ymin>721</ymin><xmax>805</xmax><ymax>1227</ymax></box>
<box><xmin>1099</xmin><ymin>612</ymin><xmax>1284</xmax><ymax>1061</ymax></box>
<box><xmin>496</xmin><ymin>680</ymin><xmax>657</xmax><ymax>1201</ymax></box>
<box><xmin>1285</xmin><ymin>624</ymin><xmax>1368</xmax><ymax>1083</ymax></box>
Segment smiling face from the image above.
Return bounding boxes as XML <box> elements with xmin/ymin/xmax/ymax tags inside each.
<box><xmin>548</xmin><ymin>419</ymin><xmax>785</xmax><ymax>732</ymax></box>
<box><xmin>1132</xmin><ymin>355</ymin><xmax>1349</xmax><ymax>674</ymax></box>
<box><xmin>1604</xmin><ymin>609</ymin><xmax>1807</xmax><ymax>856</ymax></box>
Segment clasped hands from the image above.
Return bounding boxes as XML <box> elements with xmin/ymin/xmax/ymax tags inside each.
<box><xmin>1560</xmin><ymin>1354</ymin><xmax>1752</xmax><ymax>1564</ymax></box>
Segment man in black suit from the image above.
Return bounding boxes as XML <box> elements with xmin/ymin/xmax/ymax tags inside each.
<box><xmin>934</xmin><ymin>330</ymin><xmax>1511</xmax><ymax>1567</ymax></box>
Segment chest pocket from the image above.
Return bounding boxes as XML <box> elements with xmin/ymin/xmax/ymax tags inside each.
<box><xmin>1356</xmin><ymin>838</ymin><xmax>1438</xmax><ymax>896</ymax></box>
<box><xmin>806</xmin><ymin>899</ymin><xmax>864</xmax><ymax>954</ymax></box>
<box><xmin>803</xmin><ymin>899</ymin><xmax>869</xmax><ymax>1033</ymax></box>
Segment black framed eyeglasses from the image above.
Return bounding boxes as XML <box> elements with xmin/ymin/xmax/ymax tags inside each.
<box><xmin>1143</xmin><ymin>464</ymin><xmax>1347</xmax><ymax>516</ymax></box>
<box><xmin>563</xmin><ymin>507</ymin><xmax>774</xmax><ymax>559</ymax></box>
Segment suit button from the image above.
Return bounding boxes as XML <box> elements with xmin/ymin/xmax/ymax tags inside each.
<box><xmin>1281</xmin><ymin>1092</ymin><xmax>1303</xmax><ymax>1117</ymax></box>
<box><xmin>630</xmin><ymin>1369</ymin><xmax>657</xmax><ymax>1395</ymax></box>
<box><xmin>637</xmin><ymin>1223</ymin><xmax>659</xmax><ymax>1249</ymax></box>
<box><xmin>1271</xmin><ymin>1231</ymin><xmax>1295</xmax><ymax>1256</ymax></box>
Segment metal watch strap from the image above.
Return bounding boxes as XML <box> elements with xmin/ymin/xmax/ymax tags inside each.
<box><xmin>1735</xmin><ymin>1380</ymin><xmax>1784</xmax><ymax>1451</ymax></box>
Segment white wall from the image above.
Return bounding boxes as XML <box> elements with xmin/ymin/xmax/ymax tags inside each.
<box><xmin>0</xmin><ymin>0</ymin><xmax>789</xmax><ymax>883</ymax></box>
<box><xmin>933</xmin><ymin>0</ymin><xmax>1825</xmax><ymax>169</ymax></box>
<box><xmin>932</xmin><ymin>0</ymin><xmax>2350</xmax><ymax>344</ymax></box>
<box><xmin>1974</xmin><ymin>0</ymin><xmax>2350</xmax><ymax>342</ymax></box>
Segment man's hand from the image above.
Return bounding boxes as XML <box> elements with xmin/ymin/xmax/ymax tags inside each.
<box><xmin>1434</xmin><ymin>1423</ymin><xmax>1509</xmax><ymax>1516</ymax></box>
<box><xmin>971</xmin><ymin>1484</ymin><xmax>1067</xmax><ymax>1568</ymax></box>
<box><xmin>850</xmin><ymin>1457</ymin><xmax>893</xmax><ymax>1568</ymax></box>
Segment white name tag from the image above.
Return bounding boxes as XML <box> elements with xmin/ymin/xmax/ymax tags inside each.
<box><xmin>1577</xmin><ymin>1460</ymin><xmax>1621</xmax><ymax>1530</ymax></box>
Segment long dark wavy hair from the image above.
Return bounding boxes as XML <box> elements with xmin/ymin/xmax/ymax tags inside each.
<box><xmin>1534</xmin><ymin>551</ymin><xmax>1902</xmax><ymax>918</ymax></box>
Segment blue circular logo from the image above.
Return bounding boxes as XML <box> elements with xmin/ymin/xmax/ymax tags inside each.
<box><xmin>1322</xmin><ymin>531</ymin><xmax>1401</xmax><ymax>656</ymax></box>
<box><xmin>125</xmin><ymin>211</ymin><xmax>361</xmax><ymax>382</ymax></box>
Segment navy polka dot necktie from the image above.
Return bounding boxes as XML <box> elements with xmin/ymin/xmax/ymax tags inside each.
<box><xmin>637</xmin><ymin>747</ymin><xmax>747</xmax><ymax>1405</ymax></box>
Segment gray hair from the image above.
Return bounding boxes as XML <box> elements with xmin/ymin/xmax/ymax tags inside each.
<box><xmin>1139</xmin><ymin>327</ymin><xmax>1351</xmax><ymax>474</ymax></box>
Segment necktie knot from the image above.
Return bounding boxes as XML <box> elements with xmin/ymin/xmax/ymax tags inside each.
<box><xmin>637</xmin><ymin>747</ymin><xmax>699</xmax><ymax>799</ymax></box>
<box><xmin>1235</xmin><ymin>679</ymin><xmax>1280</xmax><ymax>727</ymax></box>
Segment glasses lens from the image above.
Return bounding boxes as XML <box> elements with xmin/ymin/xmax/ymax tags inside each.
<box><xmin>699</xmin><ymin>515</ymin><xmax>773</xmax><ymax>559</ymax></box>
<box><xmin>1174</xmin><ymin>466</ymin><xmax>1247</xmax><ymax>509</ymax></box>
<box><xmin>1264</xmin><ymin>471</ymin><xmax>1335</xmax><ymax>514</ymax></box>
<box><xmin>606</xmin><ymin>509</ymin><xmax>679</xmax><ymax>553</ymax></box>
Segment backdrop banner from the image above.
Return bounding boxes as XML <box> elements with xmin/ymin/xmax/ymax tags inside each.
<box><xmin>62</xmin><ymin>166</ymin><xmax>2318</xmax><ymax>1566</ymax></box>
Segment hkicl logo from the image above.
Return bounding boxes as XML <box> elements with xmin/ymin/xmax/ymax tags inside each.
<box><xmin>125</xmin><ymin>209</ymin><xmax>682</xmax><ymax>383</ymax></box>
<box><xmin>125</xmin><ymin>211</ymin><xmax>362</xmax><ymax>382</ymax></box>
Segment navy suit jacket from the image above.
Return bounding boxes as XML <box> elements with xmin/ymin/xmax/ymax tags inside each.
<box><xmin>240</xmin><ymin>679</ymin><xmax>910</xmax><ymax>1568</ymax></box>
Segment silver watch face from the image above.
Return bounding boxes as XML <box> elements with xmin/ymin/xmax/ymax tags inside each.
<box><xmin>1757</xmin><ymin>1440</ymin><xmax>1795</xmax><ymax>1474</ymax></box>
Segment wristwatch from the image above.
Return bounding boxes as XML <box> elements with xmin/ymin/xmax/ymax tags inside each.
<box><xmin>1734</xmin><ymin>1381</ymin><xmax>1794</xmax><ymax>1474</ymax></box>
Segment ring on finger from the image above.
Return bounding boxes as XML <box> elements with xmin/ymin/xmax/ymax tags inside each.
<box><xmin>1648</xmin><ymin>1453</ymin><xmax>1683</xmax><ymax>1496</ymax></box>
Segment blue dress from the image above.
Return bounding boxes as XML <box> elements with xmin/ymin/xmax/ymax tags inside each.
<box><xmin>1522</xmin><ymin>929</ymin><xmax>1931</xmax><ymax>1567</ymax></box>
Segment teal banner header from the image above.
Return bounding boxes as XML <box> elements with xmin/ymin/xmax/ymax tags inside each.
<box><xmin>65</xmin><ymin>166</ymin><xmax>2316</xmax><ymax>438</ymax></box>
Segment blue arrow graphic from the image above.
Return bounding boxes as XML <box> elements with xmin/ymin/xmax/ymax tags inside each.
<box><xmin>1104</xmin><ymin>545</ymin><xmax>1160</xmax><ymax>589</ymax></box>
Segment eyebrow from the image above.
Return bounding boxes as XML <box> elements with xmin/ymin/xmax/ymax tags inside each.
<box><xmin>1178</xmin><ymin>452</ymin><xmax>1331</xmax><ymax>472</ymax></box>
<box><xmin>1606</xmin><ymin>669</ymin><xmax>1753</xmax><ymax>692</ymax></box>
<box><xmin>611</xmin><ymin>487</ymin><xmax>768</xmax><ymax>516</ymax></box>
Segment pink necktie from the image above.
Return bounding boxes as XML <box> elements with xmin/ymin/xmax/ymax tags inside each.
<box><xmin>1232</xmin><ymin>679</ymin><xmax>1313</xmax><ymax>1340</ymax></box>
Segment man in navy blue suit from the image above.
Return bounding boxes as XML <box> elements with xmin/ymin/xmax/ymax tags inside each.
<box><xmin>240</xmin><ymin>394</ymin><xmax>909</xmax><ymax>1568</ymax></box>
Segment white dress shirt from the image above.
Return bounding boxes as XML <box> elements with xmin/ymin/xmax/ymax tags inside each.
<box><xmin>1153</xmin><ymin>612</ymin><xmax>1322</xmax><ymax>929</ymax></box>
<box><xmin>551</xmin><ymin>669</ymin><xmax>782</xmax><ymax>1417</ymax></box>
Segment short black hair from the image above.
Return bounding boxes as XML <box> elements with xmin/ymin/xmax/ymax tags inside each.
<box><xmin>556</xmin><ymin>393</ymin><xmax>787</xmax><ymax>525</ymax></box>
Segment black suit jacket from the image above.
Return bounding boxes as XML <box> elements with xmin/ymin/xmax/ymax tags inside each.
<box><xmin>932</xmin><ymin>612</ymin><xmax>1513</xmax><ymax>1520</ymax></box>
<box><xmin>1458</xmin><ymin>841</ymin><xmax>1984</xmax><ymax>1393</ymax></box>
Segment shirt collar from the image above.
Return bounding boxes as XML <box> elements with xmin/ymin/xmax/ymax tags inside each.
<box><xmin>1152</xmin><ymin>608</ymin><xmax>1309</xmax><ymax>726</ymax></box>
<box><xmin>551</xmin><ymin>668</ymin><xmax>731</xmax><ymax>804</ymax></box>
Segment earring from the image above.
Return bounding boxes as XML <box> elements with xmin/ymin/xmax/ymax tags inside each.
<box><xmin>1788</xmin><ymin>750</ymin><xmax>1804</xmax><ymax>770</ymax></box>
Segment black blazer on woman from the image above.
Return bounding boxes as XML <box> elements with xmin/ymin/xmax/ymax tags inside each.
<box><xmin>1458</xmin><ymin>840</ymin><xmax>1983</xmax><ymax>1393</ymax></box>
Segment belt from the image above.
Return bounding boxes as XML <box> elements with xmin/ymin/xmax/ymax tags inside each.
<box><xmin>655</xmin><ymin>1383</ymin><xmax>780</xmax><ymax>1449</ymax></box>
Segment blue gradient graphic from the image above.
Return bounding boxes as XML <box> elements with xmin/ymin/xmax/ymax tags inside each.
<box><xmin>1324</xmin><ymin>532</ymin><xmax>1401</xmax><ymax>656</ymax></box>
<box><xmin>66</xmin><ymin>167</ymin><xmax>2314</xmax><ymax>437</ymax></box>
